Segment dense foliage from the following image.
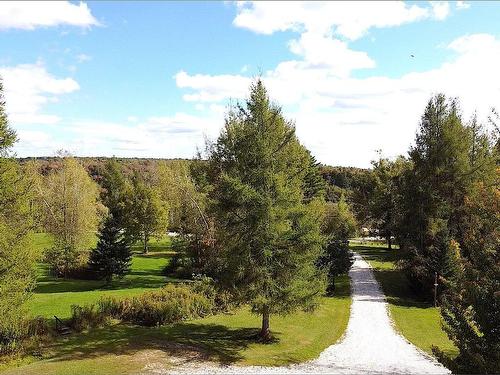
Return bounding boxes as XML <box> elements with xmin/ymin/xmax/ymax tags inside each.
<box><xmin>0</xmin><ymin>78</ymin><xmax>37</xmax><ymax>353</ymax></box>
<box><xmin>70</xmin><ymin>283</ymin><xmax>216</xmax><ymax>329</ymax></box>
<box><xmin>396</xmin><ymin>95</ymin><xmax>496</xmax><ymax>298</ymax></box>
<box><xmin>204</xmin><ymin>80</ymin><xmax>326</xmax><ymax>339</ymax></box>
<box><xmin>130</xmin><ymin>173</ymin><xmax>169</xmax><ymax>253</ymax></box>
<box><xmin>41</xmin><ymin>157</ymin><xmax>104</xmax><ymax>277</ymax></box>
<box><xmin>433</xmin><ymin>173</ymin><xmax>499</xmax><ymax>373</ymax></box>
<box><xmin>318</xmin><ymin>199</ymin><xmax>357</xmax><ymax>294</ymax></box>
<box><xmin>88</xmin><ymin>216</ymin><xmax>132</xmax><ymax>283</ymax></box>
<box><xmin>320</xmin><ymin>165</ymin><xmax>374</xmax><ymax>225</ymax></box>
<box><xmin>369</xmin><ymin>156</ymin><xmax>409</xmax><ymax>249</ymax></box>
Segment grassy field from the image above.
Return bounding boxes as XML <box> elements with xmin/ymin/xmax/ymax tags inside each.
<box><xmin>28</xmin><ymin>233</ymin><xmax>175</xmax><ymax>319</ymax></box>
<box><xmin>4</xmin><ymin>277</ymin><xmax>351</xmax><ymax>375</ymax></box>
<box><xmin>1</xmin><ymin>235</ymin><xmax>352</xmax><ymax>375</ymax></box>
<box><xmin>352</xmin><ymin>242</ymin><xmax>458</xmax><ymax>358</ymax></box>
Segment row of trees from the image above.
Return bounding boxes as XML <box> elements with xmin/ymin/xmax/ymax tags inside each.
<box><xmin>39</xmin><ymin>157</ymin><xmax>171</xmax><ymax>281</ymax></box>
<box><xmin>367</xmin><ymin>95</ymin><xmax>499</xmax><ymax>373</ymax></box>
<box><xmin>1</xmin><ymin>79</ymin><xmax>356</xmax><ymax>344</ymax></box>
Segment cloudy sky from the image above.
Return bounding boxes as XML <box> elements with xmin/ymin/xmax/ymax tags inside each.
<box><xmin>1</xmin><ymin>1</ymin><xmax>499</xmax><ymax>167</ymax></box>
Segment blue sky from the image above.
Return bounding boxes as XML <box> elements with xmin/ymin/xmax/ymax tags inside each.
<box><xmin>1</xmin><ymin>1</ymin><xmax>499</xmax><ymax>167</ymax></box>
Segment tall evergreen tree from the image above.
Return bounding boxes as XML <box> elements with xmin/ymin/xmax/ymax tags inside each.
<box><xmin>397</xmin><ymin>94</ymin><xmax>497</xmax><ymax>298</ymax></box>
<box><xmin>89</xmin><ymin>216</ymin><xmax>132</xmax><ymax>283</ymax></box>
<box><xmin>303</xmin><ymin>154</ymin><xmax>326</xmax><ymax>203</ymax></box>
<box><xmin>205</xmin><ymin>80</ymin><xmax>326</xmax><ymax>339</ymax></box>
<box><xmin>433</xmin><ymin>179</ymin><xmax>499</xmax><ymax>373</ymax></box>
<box><xmin>397</xmin><ymin>95</ymin><xmax>469</xmax><ymax>297</ymax></box>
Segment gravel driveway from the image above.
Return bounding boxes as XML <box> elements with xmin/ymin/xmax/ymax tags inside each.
<box><xmin>161</xmin><ymin>253</ymin><xmax>450</xmax><ymax>374</ymax></box>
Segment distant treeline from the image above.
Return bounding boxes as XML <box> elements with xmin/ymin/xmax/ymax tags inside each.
<box><xmin>18</xmin><ymin>157</ymin><xmax>373</xmax><ymax>225</ymax></box>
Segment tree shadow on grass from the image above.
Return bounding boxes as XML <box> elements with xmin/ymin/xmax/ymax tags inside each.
<box><xmin>34</xmin><ymin>276</ymin><xmax>168</xmax><ymax>294</ymax></box>
<box><xmin>132</xmin><ymin>251</ymin><xmax>176</xmax><ymax>259</ymax></box>
<box><xmin>47</xmin><ymin>322</ymin><xmax>261</xmax><ymax>366</ymax></box>
<box><xmin>350</xmin><ymin>245</ymin><xmax>400</xmax><ymax>264</ymax></box>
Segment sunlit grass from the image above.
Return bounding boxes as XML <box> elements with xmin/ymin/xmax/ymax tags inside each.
<box><xmin>28</xmin><ymin>234</ymin><xmax>175</xmax><ymax>319</ymax></box>
<box><xmin>5</xmin><ymin>276</ymin><xmax>351</xmax><ymax>375</ymax></box>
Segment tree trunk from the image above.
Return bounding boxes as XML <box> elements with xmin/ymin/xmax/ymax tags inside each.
<box><xmin>143</xmin><ymin>233</ymin><xmax>148</xmax><ymax>254</ymax></box>
<box><xmin>387</xmin><ymin>235</ymin><xmax>392</xmax><ymax>250</ymax></box>
<box><xmin>260</xmin><ymin>305</ymin><xmax>270</xmax><ymax>340</ymax></box>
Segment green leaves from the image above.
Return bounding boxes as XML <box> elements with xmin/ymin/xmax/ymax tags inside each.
<box><xmin>206</xmin><ymin>80</ymin><xmax>326</xmax><ymax>325</ymax></box>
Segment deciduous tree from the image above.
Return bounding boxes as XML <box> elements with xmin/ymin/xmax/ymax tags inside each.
<box><xmin>130</xmin><ymin>173</ymin><xmax>168</xmax><ymax>253</ymax></box>
<box><xmin>0</xmin><ymin>78</ymin><xmax>37</xmax><ymax>348</ymax></box>
<box><xmin>41</xmin><ymin>157</ymin><xmax>103</xmax><ymax>277</ymax></box>
<box><xmin>318</xmin><ymin>198</ymin><xmax>357</xmax><ymax>294</ymax></box>
<box><xmin>370</xmin><ymin>155</ymin><xmax>408</xmax><ymax>249</ymax></box>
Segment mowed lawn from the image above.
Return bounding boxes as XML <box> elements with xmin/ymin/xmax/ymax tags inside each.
<box><xmin>352</xmin><ymin>242</ymin><xmax>458</xmax><ymax>358</ymax></box>
<box><xmin>2</xmin><ymin>235</ymin><xmax>352</xmax><ymax>375</ymax></box>
<box><xmin>28</xmin><ymin>233</ymin><xmax>175</xmax><ymax>319</ymax></box>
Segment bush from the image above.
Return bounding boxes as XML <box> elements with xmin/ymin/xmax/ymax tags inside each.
<box><xmin>93</xmin><ymin>284</ymin><xmax>215</xmax><ymax>327</ymax></box>
<box><xmin>69</xmin><ymin>304</ymin><xmax>109</xmax><ymax>332</ymax></box>
<box><xmin>44</xmin><ymin>245</ymin><xmax>92</xmax><ymax>279</ymax></box>
<box><xmin>0</xmin><ymin>316</ymin><xmax>50</xmax><ymax>356</ymax></box>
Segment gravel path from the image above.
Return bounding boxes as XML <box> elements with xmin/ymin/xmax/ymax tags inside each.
<box><xmin>161</xmin><ymin>253</ymin><xmax>450</xmax><ymax>374</ymax></box>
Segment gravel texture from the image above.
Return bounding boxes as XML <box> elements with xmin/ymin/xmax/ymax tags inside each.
<box><xmin>160</xmin><ymin>254</ymin><xmax>450</xmax><ymax>374</ymax></box>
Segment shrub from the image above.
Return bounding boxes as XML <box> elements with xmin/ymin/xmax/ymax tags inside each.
<box><xmin>0</xmin><ymin>316</ymin><xmax>50</xmax><ymax>356</ymax></box>
<box><xmin>69</xmin><ymin>304</ymin><xmax>109</xmax><ymax>332</ymax></box>
<box><xmin>44</xmin><ymin>244</ymin><xmax>91</xmax><ymax>279</ymax></box>
<box><xmin>95</xmin><ymin>284</ymin><xmax>216</xmax><ymax>327</ymax></box>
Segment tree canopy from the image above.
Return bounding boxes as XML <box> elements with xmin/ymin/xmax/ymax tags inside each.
<box><xmin>205</xmin><ymin>80</ymin><xmax>326</xmax><ymax>339</ymax></box>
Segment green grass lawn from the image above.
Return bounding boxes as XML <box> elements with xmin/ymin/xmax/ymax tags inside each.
<box><xmin>352</xmin><ymin>242</ymin><xmax>458</xmax><ymax>358</ymax></box>
<box><xmin>4</xmin><ymin>276</ymin><xmax>351</xmax><ymax>375</ymax></box>
<box><xmin>28</xmin><ymin>234</ymin><xmax>175</xmax><ymax>319</ymax></box>
<box><xmin>2</xmin><ymin>234</ymin><xmax>352</xmax><ymax>374</ymax></box>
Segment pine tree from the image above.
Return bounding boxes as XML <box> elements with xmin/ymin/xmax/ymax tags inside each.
<box><xmin>303</xmin><ymin>154</ymin><xmax>326</xmax><ymax>202</ymax></box>
<box><xmin>89</xmin><ymin>216</ymin><xmax>132</xmax><ymax>283</ymax></box>
<box><xmin>433</xmin><ymin>180</ymin><xmax>499</xmax><ymax>373</ymax></box>
<box><xmin>205</xmin><ymin>80</ymin><xmax>326</xmax><ymax>339</ymax></box>
<box><xmin>397</xmin><ymin>95</ymin><xmax>473</xmax><ymax>297</ymax></box>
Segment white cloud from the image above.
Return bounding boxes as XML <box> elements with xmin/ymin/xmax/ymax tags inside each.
<box><xmin>431</xmin><ymin>2</ymin><xmax>451</xmax><ymax>21</ymax></box>
<box><xmin>76</xmin><ymin>53</ymin><xmax>92</xmax><ymax>63</ymax></box>
<box><xmin>174</xmin><ymin>33</ymin><xmax>500</xmax><ymax>167</ymax></box>
<box><xmin>13</xmin><ymin>112</ymin><xmax>224</xmax><ymax>158</ymax></box>
<box><xmin>175</xmin><ymin>70</ymin><xmax>249</xmax><ymax>102</ymax></box>
<box><xmin>0</xmin><ymin>1</ymin><xmax>99</xmax><ymax>31</ymax></box>
<box><xmin>0</xmin><ymin>63</ymin><xmax>80</xmax><ymax>125</ymax></box>
<box><xmin>456</xmin><ymin>1</ymin><xmax>470</xmax><ymax>10</ymax></box>
<box><xmin>288</xmin><ymin>31</ymin><xmax>375</xmax><ymax>77</ymax></box>
<box><xmin>234</xmin><ymin>1</ymin><xmax>440</xmax><ymax>40</ymax></box>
